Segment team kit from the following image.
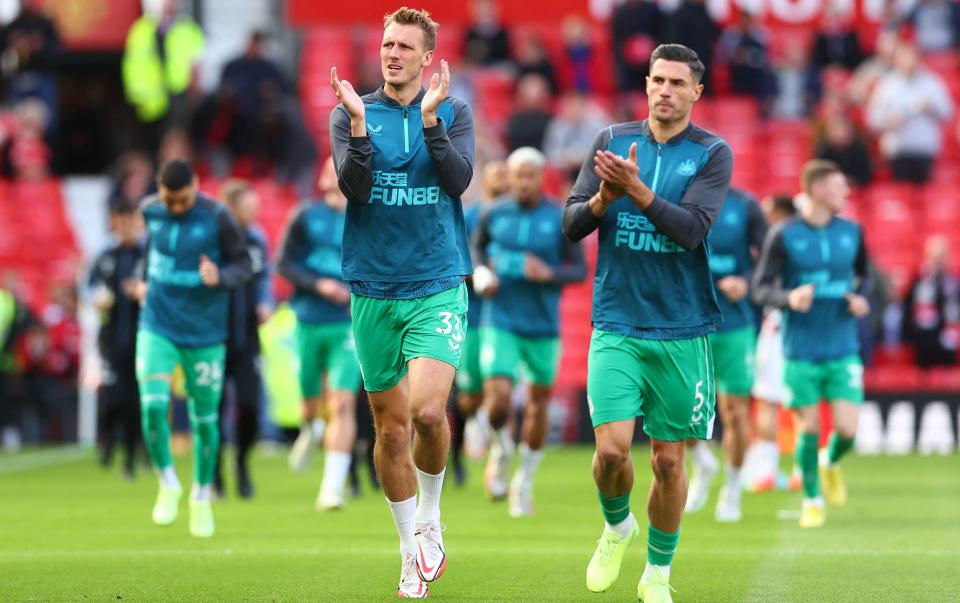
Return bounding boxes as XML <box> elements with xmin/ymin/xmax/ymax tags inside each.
<box><xmin>130</xmin><ymin>8</ymin><xmax>870</xmax><ymax>602</ymax></box>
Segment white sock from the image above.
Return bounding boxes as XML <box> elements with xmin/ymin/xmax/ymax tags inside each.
<box><xmin>388</xmin><ymin>495</ymin><xmax>418</xmax><ymax>555</ymax></box>
<box><xmin>517</xmin><ymin>443</ymin><xmax>544</xmax><ymax>482</ymax></box>
<box><xmin>642</xmin><ymin>562</ymin><xmax>671</xmax><ymax>582</ymax></box>
<box><xmin>725</xmin><ymin>464</ymin><xmax>741</xmax><ymax>489</ymax></box>
<box><xmin>606</xmin><ymin>512</ymin><xmax>635</xmax><ymax>539</ymax></box>
<box><xmin>158</xmin><ymin>466</ymin><xmax>180</xmax><ymax>489</ymax></box>
<box><xmin>763</xmin><ymin>441</ymin><xmax>780</xmax><ymax>476</ymax></box>
<box><xmin>693</xmin><ymin>440</ymin><xmax>715</xmax><ymax>469</ymax></box>
<box><xmin>494</xmin><ymin>427</ymin><xmax>515</xmax><ymax>460</ymax></box>
<box><xmin>414</xmin><ymin>467</ymin><xmax>445</xmax><ymax>523</ymax></box>
<box><xmin>310</xmin><ymin>418</ymin><xmax>326</xmax><ymax>441</ymax></box>
<box><xmin>319</xmin><ymin>451</ymin><xmax>352</xmax><ymax>500</ymax></box>
<box><xmin>191</xmin><ymin>483</ymin><xmax>212</xmax><ymax>502</ymax></box>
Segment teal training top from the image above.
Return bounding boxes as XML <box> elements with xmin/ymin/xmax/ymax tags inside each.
<box><xmin>707</xmin><ymin>188</ymin><xmax>768</xmax><ymax>332</ymax></box>
<box><xmin>140</xmin><ymin>193</ymin><xmax>252</xmax><ymax>348</ymax></box>
<box><xmin>563</xmin><ymin>120</ymin><xmax>733</xmax><ymax>340</ymax></box>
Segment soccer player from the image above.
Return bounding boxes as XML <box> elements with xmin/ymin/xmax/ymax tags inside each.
<box><xmin>563</xmin><ymin>44</ymin><xmax>732</xmax><ymax>602</ymax></box>
<box><xmin>329</xmin><ymin>7</ymin><xmax>474</xmax><ymax>598</ymax></box>
<box><xmin>136</xmin><ymin>159</ymin><xmax>251</xmax><ymax>538</ymax></box>
<box><xmin>214</xmin><ymin>180</ymin><xmax>273</xmax><ymax>499</ymax></box>
<box><xmin>473</xmin><ymin>147</ymin><xmax>586</xmax><ymax>515</ymax></box>
<box><xmin>89</xmin><ymin>200</ymin><xmax>146</xmax><ymax>479</ymax></box>
<box><xmin>277</xmin><ymin>157</ymin><xmax>361</xmax><ymax>510</ymax></box>
<box><xmin>451</xmin><ymin>160</ymin><xmax>508</xmax><ymax>484</ymax></box>
<box><xmin>746</xmin><ymin>194</ymin><xmax>798</xmax><ymax>492</ymax></box>
<box><xmin>685</xmin><ymin>187</ymin><xmax>767</xmax><ymax>522</ymax></box>
<box><xmin>753</xmin><ymin>160</ymin><xmax>869</xmax><ymax>528</ymax></box>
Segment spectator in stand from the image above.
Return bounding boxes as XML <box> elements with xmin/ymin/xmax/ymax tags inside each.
<box><xmin>611</xmin><ymin>0</ymin><xmax>662</xmax><ymax>92</ymax></box>
<box><xmin>108</xmin><ymin>151</ymin><xmax>155</xmax><ymax>211</ymax></box>
<box><xmin>218</xmin><ymin>31</ymin><xmax>288</xmax><ymax>163</ymax></box>
<box><xmin>507</xmin><ymin>74</ymin><xmax>554</xmax><ymax>151</ymax></box>
<box><xmin>464</xmin><ymin>0</ymin><xmax>511</xmax><ymax>66</ymax></box>
<box><xmin>543</xmin><ymin>92</ymin><xmax>612</xmax><ymax>182</ymax></box>
<box><xmin>849</xmin><ymin>29</ymin><xmax>898</xmax><ymax>106</ymax></box>
<box><xmin>0</xmin><ymin>0</ymin><xmax>61</xmax><ymax>134</ymax></box>
<box><xmin>866</xmin><ymin>40</ymin><xmax>953</xmax><ymax>184</ymax></box>
<box><xmin>515</xmin><ymin>37</ymin><xmax>559</xmax><ymax>96</ymax></box>
<box><xmin>1</xmin><ymin>98</ymin><xmax>51</xmax><ymax>180</ymax></box>
<box><xmin>662</xmin><ymin>0</ymin><xmax>719</xmax><ymax>93</ymax></box>
<box><xmin>717</xmin><ymin>11</ymin><xmax>778</xmax><ymax>111</ymax></box>
<box><xmin>809</xmin><ymin>6</ymin><xmax>864</xmax><ymax>100</ymax></box>
<box><xmin>897</xmin><ymin>0</ymin><xmax>960</xmax><ymax>52</ymax></box>
<box><xmin>815</xmin><ymin>114</ymin><xmax>873</xmax><ymax>187</ymax></box>
<box><xmin>562</xmin><ymin>15</ymin><xmax>594</xmax><ymax>94</ymax></box>
<box><xmin>156</xmin><ymin>127</ymin><xmax>194</xmax><ymax>166</ymax></box>
<box><xmin>901</xmin><ymin>236</ymin><xmax>960</xmax><ymax>367</ymax></box>
<box><xmin>773</xmin><ymin>39</ymin><xmax>815</xmax><ymax>119</ymax></box>
<box><xmin>122</xmin><ymin>0</ymin><xmax>205</xmax><ymax>152</ymax></box>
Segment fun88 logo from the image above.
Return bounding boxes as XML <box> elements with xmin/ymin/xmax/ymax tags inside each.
<box><xmin>370</xmin><ymin>171</ymin><xmax>440</xmax><ymax>206</ymax></box>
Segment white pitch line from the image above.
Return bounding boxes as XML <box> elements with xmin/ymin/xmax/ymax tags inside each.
<box><xmin>0</xmin><ymin>447</ymin><xmax>88</xmax><ymax>475</ymax></box>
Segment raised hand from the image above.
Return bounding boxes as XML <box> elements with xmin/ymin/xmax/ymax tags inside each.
<box><xmin>199</xmin><ymin>255</ymin><xmax>220</xmax><ymax>287</ymax></box>
<box><xmin>421</xmin><ymin>60</ymin><xmax>450</xmax><ymax>126</ymax></box>
<box><xmin>330</xmin><ymin>66</ymin><xmax>365</xmax><ymax>122</ymax></box>
<box><xmin>594</xmin><ymin>143</ymin><xmax>641</xmax><ymax>197</ymax></box>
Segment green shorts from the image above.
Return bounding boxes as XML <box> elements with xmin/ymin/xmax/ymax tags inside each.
<box><xmin>709</xmin><ymin>326</ymin><xmax>756</xmax><ymax>397</ymax></box>
<box><xmin>586</xmin><ymin>329</ymin><xmax>716</xmax><ymax>441</ymax></box>
<box><xmin>479</xmin><ymin>326</ymin><xmax>561</xmax><ymax>387</ymax></box>
<box><xmin>783</xmin><ymin>355</ymin><xmax>864</xmax><ymax>409</ymax></box>
<box><xmin>296</xmin><ymin>321</ymin><xmax>361</xmax><ymax>398</ymax></box>
<box><xmin>351</xmin><ymin>282</ymin><xmax>468</xmax><ymax>393</ymax></box>
<box><xmin>456</xmin><ymin>326</ymin><xmax>483</xmax><ymax>395</ymax></box>
<box><xmin>135</xmin><ymin>329</ymin><xmax>225</xmax><ymax>405</ymax></box>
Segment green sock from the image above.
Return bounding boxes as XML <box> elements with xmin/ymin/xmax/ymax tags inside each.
<box><xmin>796</xmin><ymin>433</ymin><xmax>820</xmax><ymax>499</ymax></box>
<box><xmin>598</xmin><ymin>491</ymin><xmax>631</xmax><ymax>526</ymax></box>
<box><xmin>647</xmin><ymin>525</ymin><xmax>680</xmax><ymax>566</ymax></box>
<box><xmin>188</xmin><ymin>395</ymin><xmax>221</xmax><ymax>486</ymax></box>
<box><xmin>139</xmin><ymin>379</ymin><xmax>173</xmax><ymax>471</ymax></box>
<box><xmin>826</xmin><ymin>432</ymin><xmax>855</xmax><ymax>465</ymax></box>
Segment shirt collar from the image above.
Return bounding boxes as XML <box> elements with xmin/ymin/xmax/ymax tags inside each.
<box><xmin>374</xmin><ymin>85</ymin><xmax>426</xmax><ymax>107</ymax></box>
<box><xmin>641</xmin><ymin>120</ymin><xmax>694</xmax><ymax>145</ymax></box>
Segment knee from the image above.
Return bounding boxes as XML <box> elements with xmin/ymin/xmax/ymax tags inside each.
<box><xmin>328</xmin><ymin>393</ymin><xmax>355</xmax><ymax>420</ymax></box>
<box><xmin>376</xmin><ymin>420</ymin><xmax>410</xmax><ymax>450</ymax></box>
<box><xmin>595</xmin><ymin>442</ymin><xmax>629</xmax><ymax>471</ymax></box>
<box><xmin>412</xmin><ymin>402</ymin><xmax>447</xmax><ymax>432</ymax></box>
<box><xmin>651</xmin><ymin>450</ymin><xmax>683</xmax><ymax>482</ymax></box>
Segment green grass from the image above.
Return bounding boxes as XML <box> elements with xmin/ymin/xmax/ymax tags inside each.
<box><xmin>2</xmin><ymin>446</ymin><xmax>959</xmax><ymax>602</ymax></box>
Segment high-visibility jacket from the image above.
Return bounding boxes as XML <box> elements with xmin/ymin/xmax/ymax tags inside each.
<box><xmin>122</xmin><ymin>15</ymin><xmax>204</xmax><ymax>122</ymax></box>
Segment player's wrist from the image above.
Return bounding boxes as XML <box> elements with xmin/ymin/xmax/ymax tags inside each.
<box><xmin>421</xmin><ymin>112</ymin><xmax>438</xmax><ymax>128</ymax></box>
<box><xmin>590</xmin><ymin>193</ymin><xmax>612</xmax><ymax>217</ymax></box>
<box><xmin>350</xmin><ymin>117</ymin><xmax>367</xmax><ymax>136</ymax></box>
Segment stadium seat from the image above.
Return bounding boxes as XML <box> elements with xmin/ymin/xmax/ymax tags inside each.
<box><xmin>863</xmin><ymin>364</ymin><xmax>921</xmax><ymax>392</ymax></box>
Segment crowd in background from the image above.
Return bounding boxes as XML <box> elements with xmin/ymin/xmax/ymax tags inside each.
<box><xmin>2</xmin><ymin>0</ymin><xmax>960</xmax><ymax>448</ymax></box>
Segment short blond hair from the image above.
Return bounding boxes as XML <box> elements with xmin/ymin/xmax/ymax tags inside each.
<box><xmin>384</xmin><ymin>7</ymin><xmax>438</xmax><ymax>51</ymax></box>
<box><xmin>801</xmin><ymin>159</ymin><xmax>842</xmax><ymax>195</ymax></box>
<box><xmin>221</xmin><ymin>178</ymin><xmax>254</xmax><ymax>207</ymax></box>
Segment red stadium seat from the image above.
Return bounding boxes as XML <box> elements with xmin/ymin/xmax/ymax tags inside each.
<box><xmin>925</xmin><ymin>367</ymin><xmax>960</xmax><ymax>392</ymax></box>
<box><xmin>863</xmin><ymin>364</ymin><xmax>922</xmax><ymax>392</ymax></box>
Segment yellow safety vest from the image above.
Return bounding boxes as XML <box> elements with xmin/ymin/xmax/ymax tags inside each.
<box><xmin>122</xmin><ymin>15</ymin><xmax>205</xmax><ymax>122</ymax></box>
<box><xmin>259</xmin><ymin>304</ymin><xmax>303</xmax><ymax>429</ymax></box>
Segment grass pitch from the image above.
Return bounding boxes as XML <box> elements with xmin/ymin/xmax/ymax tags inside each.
<box><xmin>1</xmin><ymin>445</ymin><xmax>958</xmax><ymax>602</ymax></box>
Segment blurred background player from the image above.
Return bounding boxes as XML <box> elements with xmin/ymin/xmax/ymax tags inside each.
<box><xmin>88</xmin><ymin>200</ymin><xmax>146</xmax><ymax>480</ymax></box>
<box><xmin>329</xmin><ymin>7</ymin><xmax>474</xmax><ymax>597</ymax></box>
<box><xmin>214</xmin><ymin>179</ymin><xmax>273</xmax><ymax>499</ymax></box>
<box><xmin>277</xmin><ymin>157</ymin><xmax>361</xmax><ymax>510</ymax></box>
<box><xmin>746</xmin><ymin>194</ymin><xmax>799</xmax><ymax>493</ymax></box>
<box><xmin>686</xmin><ymin>186</ymin><xmax>767</xmax><ymax>522</ymax></box>
<box><xmin>451</xmin><ymin>159</ymin><xmax>508</xmax><ymax>485</ymax></box>
<box><xmin>564</xmin><ymin>44</ymin><xmax>732</xmax><ymax>603</ymax></box>
<box><xmin>753</xmin><ymin>160</ymin><xmax>870</xmax><ymax>528</ymax></box>
<box><xmin>472</xmin><ymin>147</ymin><xmax>586</xmax><ymax>515</ymax></box>
<box><xmin>136</xmin><ymin>160</ymin><xmax>251</xmax><ymax>538</ymax></box>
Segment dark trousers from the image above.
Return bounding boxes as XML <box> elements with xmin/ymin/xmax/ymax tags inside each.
<box><xmin>216</xmin><ymin>349</ymin><xmax>261</xmax><ymax>476</ymax></box>
<box><xmin>890</xmin><ymin>154</ymin><xmax>933</xmax><ymax>184</ymax></box>
<box><xmin>97</xmin><ymin>357</ymin><xmax>141</xmax><ymax>472</ymax></box>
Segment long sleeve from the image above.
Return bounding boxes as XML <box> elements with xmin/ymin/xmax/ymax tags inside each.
<box><xmin>752</xmin><ymin>224</ymin><xmax>791</xmax><ymax>308</ymax></box>
<box><xmin>249</xmin><ymin>227</ymin><xmax>274</xmax><ymax>307</ymax></box>
<box><xmin>216</xmin><ymin>210</ymin><xmax>253</xmax><ymax>288</ymax></box>
<box><xmin>330</xmin><ymin>104</ymin><xmax>373</xmax><ymax>204</ymax></box>
<box><xmin>471</xmin><ymin>205</ymin><xmax>493</xmax><ymax>269</ymax></box>
<box><xmin>741</xmin><ymin>195</ymin><xmax>769</xmax><ymax>284</ymax></box>
<box><xmin>275</xmin><ymin>206</ymin><xmax>320</xmax><ymax>290</ymax></box>
<box><xmin>853</xmin><ymin>229</ymin><xmax>872</xmax><ymax>297</ymax></box>
<box><xmin>423</xmin><ymin>98</ymin><xmax>475</xmax><ymax>198</ymax></box>
<box><xmin>550</xmin><ymin>237</ymin><xmax>587</xmax><ymax>285</ymax></box>
<box><xmin>563</xmin><ymin>128</ymin><xmax>611</xmax><ymax>241</ymax></box>
<box><xmin>642</xmin><ymin>142</ymin><xmax>733</xmax><ymax>251</ymax></box>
